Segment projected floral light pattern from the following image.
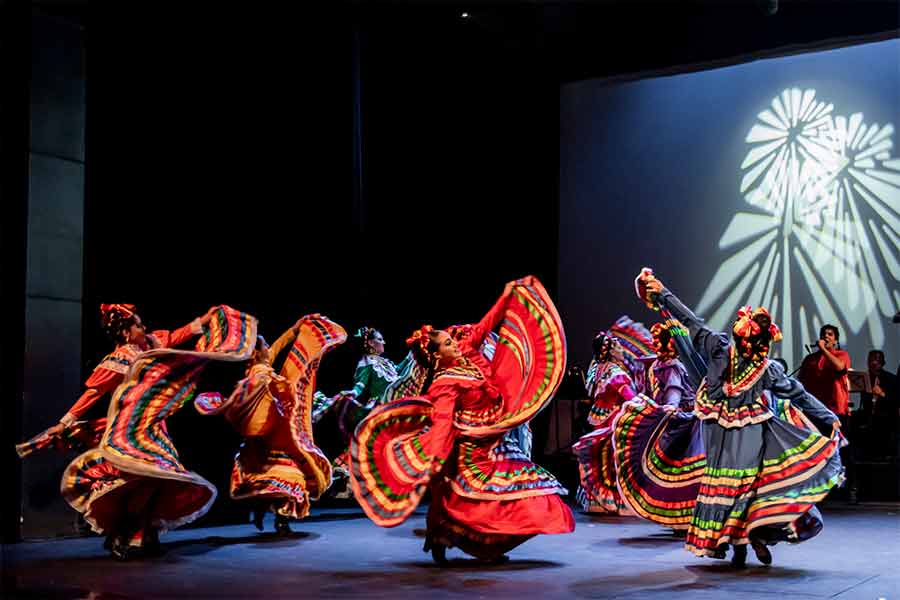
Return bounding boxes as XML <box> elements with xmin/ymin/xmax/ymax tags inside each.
<box><xmin>696</xmin><ymin>88</ymin><xmax>900</xmax><ymax>368</ymax></box>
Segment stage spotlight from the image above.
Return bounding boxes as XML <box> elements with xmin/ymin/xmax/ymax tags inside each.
<box><xmin>461</xmin><ymin>12</ymin><xmax>469</xmax><ymax>19</ymax></box>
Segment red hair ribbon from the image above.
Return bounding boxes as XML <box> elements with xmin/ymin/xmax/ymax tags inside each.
<box><xmin>406</xmin><ymin>324</ymin><xmax>435</xmax><ymax>354</ymax></box>
<box><xmin>732</xmin><ymin>305</ymin><xmax>762</xmax><ymax>338</ymax></box>
<box><xmin>100</xmin><ymin>303</ymin><xmax>136</xmax><ymax>322</ymax></box>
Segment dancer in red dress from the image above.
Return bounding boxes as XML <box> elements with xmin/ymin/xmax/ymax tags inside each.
<box><xmin>17</xmin><ymin>304</ymin><xmax>214</xmax><ymax>459</ymax></box>
<box><xmin>350</xmin><ymin>276</ymin><xmax>574</xmax><ymax>564</ymax></box>
<box><xmin>61</xmin><ymin>306</ymin><xmax>257</xmax><ymax>559</ymax></box>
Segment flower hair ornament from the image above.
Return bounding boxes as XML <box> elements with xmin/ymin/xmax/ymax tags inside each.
<box><xmin>99</xmin><ymin>303</ymin><xmax>138</xmax><ymax>343</ymax></box>
<box><xmin>406</xmin><ymin>324</ymin><xmax>435</xmax><ymax>365</ymax></box>
<box><xmin>100</xmin><ymin>303</ymin><xmax>136</xmax><ymax>330</ymax></box>
<box><xmin>100</xmin><ymin>303</ymin><xmax>135</xmax><ymax>324</ymax></box>
<box><xmin>732</xmin><ymin>305</ymin><xmax>782</xmax><ymax>359</ymax></box>
<box><xmin>354</xmin><ymin>326</ymin><xmax>374</xmax><ymax>341</ymax></box>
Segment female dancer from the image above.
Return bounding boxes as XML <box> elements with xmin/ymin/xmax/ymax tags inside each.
<box><xmin>637</xmin><ymin>269</ymin><xmax>843</xmax><ymax>566</ymax></box>
<box><xmin>447</xmin><ymin>325</ymin><xmax>533</xmax><ymax>457</ymax></box>
<box><xmin>195</xmin><ymin>315</ymin><xmax>344</xmax><ymax>533</ymax></box>
<box><xmin>350</xmin><ymin>276</ymin><xmax>574</xmax><ymax>564</ymax></box>
<box><xmin>572</xmin><ymin>317</ymin><xmax>653</xmax><ymax>514</ymax></box>
<box><xmin>313</xmin><ymin>327</ymin><xmax>424</xmax><ymax>498</ymax></box>
<box><xmin>61</xmin><ymin>305</ymin><xmax>257</xmax><ymax>559</ymax></box>
<box><xmin>613</xmin><ymin>318</ymin><xmax>704</xmax><ymax>530</ymax></box>
<box><xmin>17</xmin><ymin>304</ymin><xmax>214</xmax><ymax>457</ymax></box>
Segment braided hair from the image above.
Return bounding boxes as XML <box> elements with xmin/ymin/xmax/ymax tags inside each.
<box><xmin>592</xmin><ymin>331</ymin><xmax>614</xmax><ymax>362</ymax></box>
<box><xmin>406</xmin><ymin>324</ymin><xmax>441</xmax><ymax>392</ymax></box>
<box><xmin>650</xmin><ymin>322</ymin><xmax>677</xmax><ymax>361</ymax></box>
<box><xmin>353</xmin><ymin>326</ymin><xmax>381</xmax><ymax>355</ymax></box>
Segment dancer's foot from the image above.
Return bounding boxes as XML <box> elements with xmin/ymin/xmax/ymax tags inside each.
<box><xmin>110</xmin><ymin>540</ymin><xmax>139</xmax><ymax>562</ymax></box>
<box><xmin>274</xmin><ymin>514</ymin><xmax>292</xmax><ymax>535</ymax></box>
<box><xmin>430</xmin><ymin>542</ymin><xmax>448</xmax><ymax>566</ymax></box>
<box><xmin>74</xmin><ymin>514</ymin><xmax>92</xmax><ymax>535</ymax></box>
<box><xmin>332</xmin><ymin>484</ymin><xmax>352</xmax><ymax>500</ymax></box>
<box><xmin>731</xmin><ymin>544</ymin><xmax>747</xmax><ymax>568</ymax></box>
<box><xmin>750</xmin><ymin>540</ymin><xmax>772</xmax><ymax>565</ymax></box>
<box><xmin>252</xmin><ymin>509</ymin><xmax>265</xmax><ymax>532</ymax></box>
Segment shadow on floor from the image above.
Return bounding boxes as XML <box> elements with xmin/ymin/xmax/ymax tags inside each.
<box><xmin>161</xmin><ymin>530</ymin><xmax>320</xmax><ymax>558</ymax></box>
<box><xmin>615</xmin><ymin>533</ymin><xmax>686</xmax><ymax>547</ymax></box>
<box><xmin>394</xmin><ymin>558</ymin><xmax>567</xmax><ymax>571</ymax></box>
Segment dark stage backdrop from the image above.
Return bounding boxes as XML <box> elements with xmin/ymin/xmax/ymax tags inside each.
<box><xmin>78</xmin><ymin>7</ymin><xmax>560</xmax><ymax>529</ymax></box>
<box><xmin>560</xmin><ymin>38</ymin><xmax>900</xmax><ymax>374</ymax></box>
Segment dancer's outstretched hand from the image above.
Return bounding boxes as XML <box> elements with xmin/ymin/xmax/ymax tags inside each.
<box><xmin>645</xmin><ymin>278</ymin><xmax>664</xmax><ymax>296</ymax></box>
<box><xmin>46</xmin><ymin>423</ymin><xmax>66</xmax><ymax>437</ymax></box>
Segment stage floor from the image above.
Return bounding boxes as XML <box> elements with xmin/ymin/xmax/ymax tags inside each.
<box><xmin>4</xmin><ymin>503</ymin><xmax>899</xmax><ymax>599</ymax></box>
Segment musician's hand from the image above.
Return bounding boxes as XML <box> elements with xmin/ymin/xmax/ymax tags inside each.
<box><xmin>645</xmin><ymin>279</ymin><xmax>664</xmax><ymax>295</ymax></box>
<box><xmin>831</xmin><ymin>419</ymin><xmax>842</xmax><ymax>434</ymax></box>
<box><xmin>817</xmin><ymin>339</ymin><xmax>827</xmax><ymax>352</ymax></box>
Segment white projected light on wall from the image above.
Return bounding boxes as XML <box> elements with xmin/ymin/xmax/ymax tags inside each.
<box><xmin>697</xmin><ymin>88</ymin><xmax>900</xmax><ymax>368</ymax></box>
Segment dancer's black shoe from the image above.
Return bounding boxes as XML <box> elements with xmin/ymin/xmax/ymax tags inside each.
<box><xmin>750</xmin><ymin>540</ymin><xmax>772</xmax><ymax>565</ymax></box>
<box><xmin>110</xmin><ymin>541</ymin><xmax>139</xmax><ymax>562</ymax></box>
<box><xmin>252</xmin><ymin>509</ymin><xmax>265</xmax><ymax>532</ymax></box>
<box><xmin>430</xmin><ymin>543</ymin><xmax>448</xmax><ymax>566</ymax></box>
<box><xmin>731</xmin><ymin>544</ymin><xmax>747</xmax><ymax>568</ymax></box>
<box><xmin>274</xmin><ymin>514</ymin><xmax>292</xmax><ymax>535</ymax></box>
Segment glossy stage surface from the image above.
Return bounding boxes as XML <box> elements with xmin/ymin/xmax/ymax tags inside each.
<box><xmin>4</xmin><ymin>502</ymin><xmax>898</xmax><ymax>599</ymax></box>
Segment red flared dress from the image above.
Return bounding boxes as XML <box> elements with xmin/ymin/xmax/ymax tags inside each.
<box><xmin>351</xmin><ymin>277</ymin><xmax>574</xmax><ymax>559</ymax></box>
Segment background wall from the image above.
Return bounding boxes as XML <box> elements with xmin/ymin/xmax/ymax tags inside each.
<box><xmin>559</xmin><ymin>39</ymin><xmax>900</xmax><ymax>372</ymax></box>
